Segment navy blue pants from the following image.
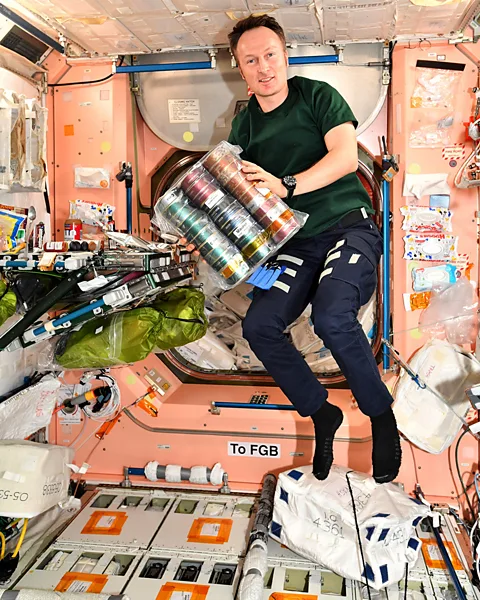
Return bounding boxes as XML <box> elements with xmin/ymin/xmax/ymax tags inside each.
<box><xmin>242</xmin><ymin>217</ymin><xmax>393</xmax><ymax>418</ymax></box>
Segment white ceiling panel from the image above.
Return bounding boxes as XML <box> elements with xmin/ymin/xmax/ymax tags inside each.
<box><xmin>97</xmin><ymin>0</ymin><xmax>173</xmax><ymax>15</ymax></box>
<box><xmin>173</xmin><ymin>0</ymin><xmax>249</xmax><ymax>11</ymax></box>
<box><xmin>178</xmin><ymin>12</ymin><xmax>248</xmax><ymax>45</ymax></box>
<box><xmin>121</xmin><ymin>14</ymin><xmax>199</xmax><ymax>49</ymax></box>
<box><xmin>321</xmin><ymin>0</ymin><xmax>396</xmax><ymax>42</ymax></box>
<box><xmin>274</xmin><ymin>6</ymin><xmax>323</xmax><ymax>43</ymax></box>
<box><xmin>395</xmin><ymin>0</ymin><xmax>470</xmax><ymax>36</ymax></box>
<box><xmin>247</xmin><ymin>0</ymin><xmax>312</xmax><ymax>8</ymax></box>
<box><xmin>7</xmin><ymin>0</ymin><xmax>479</xmax><ymax>55</ymax></box>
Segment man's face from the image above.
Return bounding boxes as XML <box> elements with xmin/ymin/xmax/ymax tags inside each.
<box><xmin>235</xmin><ymin>26</ymin><xmax>288</xmax><ymax>99</ymax></box>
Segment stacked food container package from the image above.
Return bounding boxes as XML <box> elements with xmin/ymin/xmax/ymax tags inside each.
<box><xmin>153</xmin><ymin>141</ymin><xmax>308</xmax><ymax>290</ymax></box>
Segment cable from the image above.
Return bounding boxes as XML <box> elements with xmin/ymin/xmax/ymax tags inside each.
<box><xmin>346</xmin><ymin>471</ymin><xmax>371</xmax><ymax>600</ymax></box>
<box><xmin>404</xmin><ymin>563</ymin><xmax>408</xmax><ymax>600</ymax></box>
<box><xmin>11</xmin><ymin>519</ymin><xmax>28</xmax><ymax>558</ymax></box>
<box><xmin>409</xmin><ymin>443</ymin><xmax>419</xmax><ymax>485</ymax></box>
<box><xmin>0</xmin><ymin>531</ymin><xmax>5</xmax><ymax>560</ymax></box>
<box><xmin>455</xmin><ymin>428</ymin><xmax>475</xmax><ymax>520</ymax></box>
<box><xmin>48</xmin><ymin>72</ymin><xmax>115</xmax><ymax>88</ymax></box>
<box><xmin>474</xmin><ymin>472</ymin><xmax>480</xmax><ymax>504</ymax></box>
<box><xmin>67</xmin><ymin>415</ymin><xmax>88</xmax><ymax>448</ymax></box>
<box><xmin>48</xmin><ymin>56</ymin><xmax>124</xmax><ymax>87</ymax></box>
<box><xmin>81</xmin><ymin>374</ymin><xmax>121</xmax><ymax>423</ymax></box>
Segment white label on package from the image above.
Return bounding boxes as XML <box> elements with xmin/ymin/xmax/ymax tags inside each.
<box><xmin>68</xmin><ymin>580</ymin><xmax>90</xmax><ymax>593</ymax></box>
<box><xmin>201</xmin><ymin>522</ymin><xmax>221</xmax><ymax>536</ymax></box>
<box><xmin>204</xmin><ymin>189</ymin><xmax>223</xmax><ymax>208</ymax></box>
<box><xmin>233</xmin><ymin>220</ymin><xmax>252</xmax><ymax>239</ymax></box>
<box><xmin>168</xmin><ymin>99</ymin><xmax>201</xmax><ymax>123</ymax></box>
<box><xmin>97</xmin><ymin>515</ymin><xmax>116</xmax><ymax>528</ymax></box>
<box><xmin>172</xmin><ymin>592</ymin><xmax>192</xmax><ymax>600</ymax></box>
<box><xmin>265</xmin><ymin>203</ymin><xmax>286</xmax><ymax>222</ymax></box>
<box><xmin>228</xmin><ymin>441</ymin><xmax>281</xmax><ymax>458</ymax></box>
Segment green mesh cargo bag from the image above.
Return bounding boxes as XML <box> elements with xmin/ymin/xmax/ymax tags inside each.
<box><xmin>55</xmin><ymin>308</ymin><xmax>161</xmax><ymax>369</ymax></box>
<box><xmin>0</xmin><ymin>280</ymin><xmax>16</xmax><ymax>328</ymax></box>
<box><xmin>152</xmin><ymin>287</ymin><xmax>208</xmax><ymax>351</ymax></box>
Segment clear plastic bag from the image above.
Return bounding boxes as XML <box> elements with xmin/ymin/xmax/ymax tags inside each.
<box><xmin>153</xmin><ymin>141</ymin><xmax>308</xmax><ymax>290</ymax></box>
<box><xmin>409</xmin><ymin>65</ymin><xmax>463</xmax><ymax>148</ymax></box>
<box><xmin>418</xmin><ymin>277</ymin><xmax>478</xmax><ymax>345</ymax></box>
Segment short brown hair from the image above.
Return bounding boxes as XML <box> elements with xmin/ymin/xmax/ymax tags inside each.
<box><xmin>228</xmin><ymin>15</ymin><xmax>286</xmax><ymax>59</ymax></box>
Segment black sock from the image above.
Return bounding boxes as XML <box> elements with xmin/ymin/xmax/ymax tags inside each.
<box><xmin>370</xmin><ymin>407</ymin><xmax>402</xmax><ymax>484</ymax></box>
<box><xmin>311</xmin><ymin>400</ymin><xmax>343</xmax><ymax>481</ymax></box>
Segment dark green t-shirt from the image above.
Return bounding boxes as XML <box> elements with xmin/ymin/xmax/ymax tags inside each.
<box><xmin>228</xmin><ymin>75</ymin><xmax>373</xmax><ymax>239</ymax></box>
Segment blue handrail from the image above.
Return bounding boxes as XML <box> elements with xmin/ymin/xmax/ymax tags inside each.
<box><xmin>382</xmin><ymin>178</ymin><xmax>391</xmax><ymax>370</ymax></box>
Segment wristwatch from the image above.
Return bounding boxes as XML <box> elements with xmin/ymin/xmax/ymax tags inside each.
<box><xmin>281</xmin><ymin>175</ymin><xmax>297</xmax><ymax>200</ymax></box>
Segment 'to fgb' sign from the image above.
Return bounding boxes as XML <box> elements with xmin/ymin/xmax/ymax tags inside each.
<box><xmin>228</xmin><ymin>442</ymin><xmax>281</xmax><ymax>458</ymax></box>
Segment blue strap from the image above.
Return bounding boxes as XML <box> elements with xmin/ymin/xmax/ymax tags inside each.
<box><xmin>247</xmin><ymin>264</ymin><xmax>286</xmax><ymax>290</ymax></box>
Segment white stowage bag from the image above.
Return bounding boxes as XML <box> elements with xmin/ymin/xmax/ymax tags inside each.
<box><xmin>0</xmin><ymin>375</ymin><xmax>61</xmax><ymax>440</ymax></box>
<box><xmin>219</xmin><ymin>283</ymin><xmax>254</xmax><ymax>318</ymax></box>
<box><xmin>176</xmin><ymin>329</ymin><xmax>237</xmax><ymax>370</ymax></box>
<box><xmin>393</xmin><ymin>339</ymin><xmax>480</xmax><ymax>454</ymax></box>
<box><xmin>0</xmin><ymin>440</ymin><xmax>74</xmax><ymax>518</ymax></box>
<box><xmin>271</xmin><ymin>465</ymin><xmax>431</xmax><ymax>591</ymax></box>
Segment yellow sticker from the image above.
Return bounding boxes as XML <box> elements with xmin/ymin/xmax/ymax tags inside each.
<box><xmin>410</xmin><ymin>328</ymin><xmax>423</xmax><ymax>340</ymax></box>
<box><xmin>183</xmin><ymin>131</ymin><xmax>194</xmax><ymax>143</ymax></box>
<box><xmin>126</xmin><ymin>374</ymin><xmax>137</xmax><ymax>385</ymax></box>
<box><xmin>407</xmin><ymin>163</ymin><xmax>422</xmax><ymax>174</ymax></box>
<box><xmin>100</xmin><ymin>141</ymin><xmax>111</xmax><ymax>153</ymax></box>
<box><xmin>411</xmin><ymin>97</ymin><xmax>422</xmax><ymax>108</ymax></box>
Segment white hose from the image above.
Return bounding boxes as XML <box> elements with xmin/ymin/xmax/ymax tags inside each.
<box><xmin>238</xmin><ymin>572</ymin><xmax>264</xmax><ymax>600</ymax></box>
<box><xmin>238</xmin><ymin>539</ymin><xmax>268</xmax><ymax>600</ymax></box>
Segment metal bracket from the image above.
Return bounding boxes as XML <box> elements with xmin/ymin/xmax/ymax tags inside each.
<box><xmin>208</xmin><ymin>49</ymin><xmax>218</xmax><ymax>69</ymax></box>
<box><xmin>210</xmin><ymin>401</ymin><xmax>221</xmax><ymax>415</ymax></box>
<box><xmin>120</xmin><ymin>466</ymin><xmax>132</xmax><ymax>488</ymax></box>
<box><xmin>333</xmin><ymin>44</ymin><xmax>344</xmax><ymax>63</ymax></box>
<box><xmin>220</xmin><ymin>472</ymin><xmax>231</xmax><ymax>494</ymax></box>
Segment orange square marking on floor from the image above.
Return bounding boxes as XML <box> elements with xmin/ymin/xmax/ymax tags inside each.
<box><xmin>156</xmin><ymin>582</ymin><xmax>210</xmax><ymax>600</ymax></box>
<box><xmin>81</xmin><ymin>510</ymin><xmax>128</xmax><ymax>535</ymax></box>
<box><xmin>55</xmin><ymin>572</ymin><xmax>108</xmax><ymax>593</ymax></box>
<box><xmin>64</xmin><ymin>124</ymin><xmax>74</xmax><ymax>136</ymax></box>
<box><xmin>421</xmin><ymin>540</ymin><xmax>463</xmax><ymax>570</ymax></box>
<box><xmin>187</xmin><ymin>518</ymin><xmax>233</xmax><ymax>544</ymax></box>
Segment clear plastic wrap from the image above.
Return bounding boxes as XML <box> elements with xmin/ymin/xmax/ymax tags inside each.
<box><xmin>409</xmin><ymin>64</ymin><xmax>463</xmax><ymax>148</ymax></box>
<box><xmin>418</xmin><ymin>277</ymin><xmax>478</xmax><ymax>345</ymax></box>
<box><xmin>153</xmin><ymin>141</ymin><xmax>308</xmax><ymax>290</ymax></box>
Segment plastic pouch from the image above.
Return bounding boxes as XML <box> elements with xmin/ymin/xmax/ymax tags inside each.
<box><xmin>409</xmin><ymin>62</ymin><xmax>464</xmax><ymax>148</ymax></box>
<box><xmin>55</xmin><ymin>308</ymin><xmax>162</xmax><ymax>369</ymax></box>
<box><xmin>418</xmin><ymin>277</ymin><xmax>478</xmax><ymax>345</ymax></box>
<box><xmin>412</xmin><ymin>263</ymin><xmax>457</xmax><ymax>292</ymax></box>
<box><xmin>403</xmin><ymin>232</ymin><xmax>458</xmax><ymax>261</ymax></box>
<box><xmin>152</xmin><ymin>287</ymin><xmax>208</xmax><ymax>350</ymax></box>
<box><xmin>153</xmin><ymin>141</ymin><xmax>308</xmax><ymax>290</ymax></box>
<box><xmin>400</xmin><ymin>206</ymin><xmax>452</xmax><ymax>232</ymax></box>
<box><xmin>0</xmin><ymin>209</ymin><xmax>25</xmax><ymax>250</ymax></box>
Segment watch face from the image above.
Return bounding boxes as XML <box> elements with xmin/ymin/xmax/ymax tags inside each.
<box><xmin>283</xmin><ymin>175</ymin><xmax>296</xmax><ymax>190</ymax></box>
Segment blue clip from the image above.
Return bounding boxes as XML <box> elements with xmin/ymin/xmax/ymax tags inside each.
<box><xmin>412</xmin><ymin>375</ymin><xmax>427</xmax><ymax>390</ymax></box>
<box><xmin>247</xmin><ymin>264</ymin><xmax>286</xmax><ymax>290</ymax></box>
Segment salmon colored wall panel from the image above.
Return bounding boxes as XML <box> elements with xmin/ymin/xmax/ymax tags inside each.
<box><xmin>390</xmin><ymin>42</ymin><xmax>479</xmax><ymax>360</ymax></box>
<box><xmin>49</xmin><ymin>63</ymin><xmax>131</xmax><ymax>237</ymax></box>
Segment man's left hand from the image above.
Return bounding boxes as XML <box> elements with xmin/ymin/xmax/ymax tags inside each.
<box><xmin>241</xmin><ymin>160</ymin><xmax>288</xmax><ymax>199</ymax></box>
